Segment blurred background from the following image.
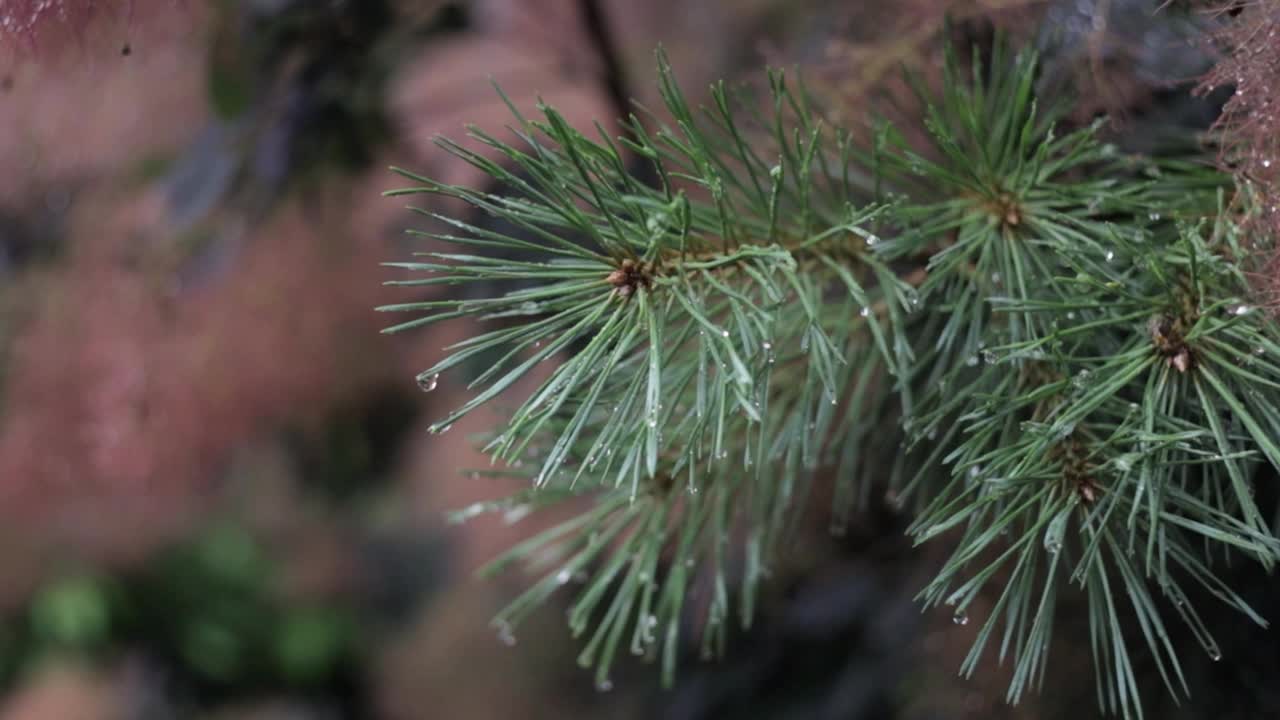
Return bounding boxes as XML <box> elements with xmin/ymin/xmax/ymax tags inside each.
<box><xmin>0</xmin><ymin>1</ymin><xmax>1265</xmax><ymax>718</ymax></box>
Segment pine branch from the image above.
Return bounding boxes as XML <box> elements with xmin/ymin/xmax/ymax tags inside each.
<box><xmin>381</xmin><ymin>38</ymin><xmax>1280</xmax><ymax>718</ymax></box>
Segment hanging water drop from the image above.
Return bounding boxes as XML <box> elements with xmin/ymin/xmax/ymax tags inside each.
<box><xmin>417</xmin><ymin>372</ymin><xmax>440</xmax><ymax>392</ymax></box>
<box><xmin>953</xmin><ymin>610</ymin><xmax>969</xmax><ymax>626</ymax></box>
<box><xmin>557</xmin><ymin>569</ymin><xmax>572</xmax><ymax>585</ymax></box>
<box><xmin>1044</xmin><ymin>512</ymin><xmax>1067</xmax><ymax>555</ymax></box>
<box><xmin>641</xmin><ymin>614</ymin><xmax>658</xmax><ymax>644</ymax></box>
<box><xmin>860</xmin><ymin>306</ymin><xmax>871</xmax><ymax>318</ymax></box>
<box><xmin>1105</xmin><ymin>250</ymin><xmax>1115</xmax><ymax>262</ymax></box>
<box><xmin>1114</xmin><ymin>453</ymin><xmax>1139</xmax><ymax>473</ymax></box>
<box><xmin>496</xmin><ymin>622</ymin><xmax>517</xmax><ymax>647</ymax></box>
<box><xmin>595</xmin><ymin>678</ymin><xmax>614</xmax><ymax>692</ymax></box>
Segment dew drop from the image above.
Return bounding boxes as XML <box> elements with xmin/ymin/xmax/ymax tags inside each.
<box><xmin>1105</xmin><ymin>250</ymin><xmax>1115</xmax><ymax>262</ymax></box>
<box><xmin>504</xmin><ymin>504</ymin><xmax>531</xmax><ymax>524</ymax></box>
<box><xmin>416</xmin><ymin>372</ymin><xmax>440</xmax><ymax>392</ymax></box>
<box><xmin>1114</xmin><ymin>453</ymin><xmax>1139</xmax><ymax>473</ymax></box>
<box><xmin>1234</xmin><ymin>304</ymin><xmax>1252</xmax><ymax>316</ymax></box>
<box><xmin>640</xmin><ymin>615</ymin><xmax>658</xmax><ymax>645</ymax></box>
<box><xmin>556</xmin><ymin>569</ymin><xmax>573</xmax><ymax>585</ymax></box>
<box><xmin>721</xmin><ymin>329</ymin><xmax>730</xmax><ymax>337</ymax></box>
<box><xmin>860</xmin><ymin>306</ymin><xmax>870</xmax><ymax>318</ymax></box>
<box><xmin>1043</xmin><ymin>513</ymin><xmax>1067</xmax><ymax>555</ymax></box>
<box><xmin>595</xmin><ymin>678</ymin><xmax>614</xmax><ymax>692</ymax></box>
<box><xmin>953</xmin><ymin>610</ymin><xmax>969</xmax><ymax>626</ymax></box>
<box><xmin>496</xmin><ymin>622</ymin><xmax>517</xmax><ymax>647</ymax></box>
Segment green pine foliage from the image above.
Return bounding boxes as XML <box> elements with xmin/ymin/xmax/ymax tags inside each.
<box><xmin>379</xmin><ymin>40</ymin><xmax>1280</xmax><ymax>718</ymax></box>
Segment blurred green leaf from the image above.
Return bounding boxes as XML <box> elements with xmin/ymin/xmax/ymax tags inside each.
<box><xmin>197</xmin><ymin>523</ymin><xmax>264</xmax><ymax>587</ymax></box>
<box><xmin>30</xmin><ymin>575</ymin><xmax>111</xmax><ymax>649</ymax></box>
<box><xmin>273</xmin><ymin>607</ymin><xmax>352</xmax><ymax>683</ymax></box>
<box><xmin>182</xmin><ymin>618</ymin><xmax>243</xmax><ymax>682</ymax></box>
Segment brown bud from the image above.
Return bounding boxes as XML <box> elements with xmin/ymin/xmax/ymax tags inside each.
<box><xmin>1079</xmin><ymin>482</ymin><xmax>1097</xmax><ymax>504</ymax></box>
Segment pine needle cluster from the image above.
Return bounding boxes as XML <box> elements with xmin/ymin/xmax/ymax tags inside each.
<box><xmin>380</xmin><ymin>38</ymin><xmax>1279</xmax><ymax>718</ymax></box>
